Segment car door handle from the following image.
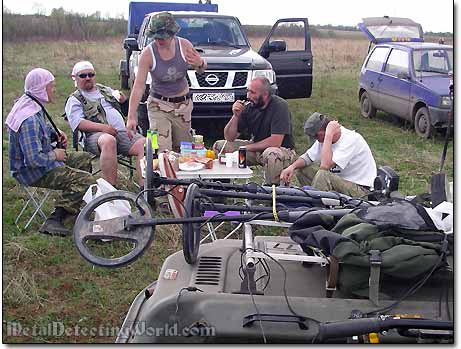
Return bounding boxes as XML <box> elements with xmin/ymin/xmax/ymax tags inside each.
<box><xmin>377</xmin><ymin>77</ymin><xmax>383</xmax><ymax>82</ymax></box>
<box><xmin>301</xmin><ymin>58</ymin><xmax>310</xmax><ymax>62</ymax></box>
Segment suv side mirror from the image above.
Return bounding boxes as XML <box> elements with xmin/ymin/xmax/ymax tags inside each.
<box><xmin>397</xmin><ymin>71</ymin><xmax>410</xmax><ymax>80</ymax></box>
<box><xmin>124</xmin><ymin>37</ymin><xmax>140</xmax><ymax>51</ymax></box>
<box><xmin>268</xmin><ymin>40</ymin><xmax>287</xmax><ymax>53</ymax></box>
<box><xmin>260</xmin><ymin>40</ymin><xmax>287</xmax><ymax>58</ymax></box>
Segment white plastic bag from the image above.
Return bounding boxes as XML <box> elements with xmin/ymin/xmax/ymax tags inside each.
<box><xmin>424</xmin><ymin>201</ymin><xmax>453</xmax><ymax>234</ymax></box>
<box><xmin>83</xmin><ymin>178</ymin><xmax>131</xmax><ymax>221</ymax></box>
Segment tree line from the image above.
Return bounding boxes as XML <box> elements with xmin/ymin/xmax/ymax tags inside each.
<box><xmin>3</xmin><ymin>7</ymin><xmax>453</xmax><ymax>42</ymax></box>
<box><xmin>3</xmin><ymin>8</ymin><xmax>126</xmax><ymax>41</ymax></box>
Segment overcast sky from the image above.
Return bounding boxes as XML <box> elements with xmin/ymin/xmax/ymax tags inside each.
<box><xmin>2</xmin><ymin>0</ymin><xmax>455</xmax><ymax>33</ymax></box>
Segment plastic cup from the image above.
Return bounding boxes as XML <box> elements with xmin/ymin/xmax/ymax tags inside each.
<box><xmin>225</xmin><ymin>156</ymin><xmax>233</xmax><ymax>168</ymax></box>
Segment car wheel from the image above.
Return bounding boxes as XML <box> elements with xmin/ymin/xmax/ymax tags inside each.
<box><xmin>414</xmin><ymin>107</ymin><xmax>433</xmax><ymax>138</ymax></box>
<box><xmin>360</xmin><ymin>91</ymin><xmax>376</xmax><ymax>119</ymax></box>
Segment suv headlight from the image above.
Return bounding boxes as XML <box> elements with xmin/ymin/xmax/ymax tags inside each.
<box><xmin>251</xmin><ymin>70</ymin><xmax>276</xmax><ymax>84</ymax></box>
<box><xmin>440</xmin><ymin>96</ymin><xmax>452</xmax><ymax>107</ymax></box>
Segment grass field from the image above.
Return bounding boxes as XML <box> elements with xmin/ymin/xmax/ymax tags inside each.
<box><xmin>2</xmin><ymin>35</ymin><xmax>453</xmax><ymax>343</ymax></box>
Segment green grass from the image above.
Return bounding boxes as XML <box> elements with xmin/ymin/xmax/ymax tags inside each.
<box><xmin>2</xmin><ymin>37</ymin><xmax>453</xmax><ymax>343</ymax></box>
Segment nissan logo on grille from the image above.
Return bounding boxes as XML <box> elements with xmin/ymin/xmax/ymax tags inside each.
<box><xmin>205</xmin><ymin>74</ymin><xmax>219</xmax><ymax>86</ymax></box>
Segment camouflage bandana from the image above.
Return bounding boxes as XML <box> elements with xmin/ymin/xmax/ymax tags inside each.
<box><xmin>149</xmin><ymin>12</ymin><xmax>180</xmax><ymax>39</ymax></box>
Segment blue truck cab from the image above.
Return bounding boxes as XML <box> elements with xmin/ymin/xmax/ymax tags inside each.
<box><xmin>357</xmin><ymin>17</ymin><xmax>453</xmax><ymax>138</ymax></box>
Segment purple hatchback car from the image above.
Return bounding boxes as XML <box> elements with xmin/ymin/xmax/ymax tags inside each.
<box><xmin>358</xmin><ymin>17</ymin><xmax>453</xmax><ymax>138</ymax></box>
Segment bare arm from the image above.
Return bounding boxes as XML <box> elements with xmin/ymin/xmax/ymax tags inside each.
<box><xmin>223</xmin><ymin>115</ymin><xmax>240</xmax><ymax>141</ymax></box>
<box><xmin>78</xmin><ymin>119</ymin><xmax>117</xmax><ymax>137</ymax></box>
<box><xmin>290</xmin><ymin>157</ymin><xmax>309</xmax><ymax>171</ymax></box>
<box><xmin>319</xmin><ymin>121</ymin><xmax>340</xmax><ymax>169</ymax></box>
<box><xmin>224</xmin><ymin>100</ymin><xmax>244</xmax><ymax>141</ymax></box>
<box><xmin>246</xmin><ymin>134</ymin><xmax>284</xmax><ymax>152</ymax></box>
<box><xmin>280</xmin><ymin>157</ymin><xmax>309</xmax><ymax>184</ymax></box>
<box><xmin>181</xmin><ymin>38</ymin><xmax>207</xmax><ymax>73</ymax></box>
<box><xmin>126</xmin><ymin>48</ymin><xmax>151</xmax><ymax>131</ymax></box>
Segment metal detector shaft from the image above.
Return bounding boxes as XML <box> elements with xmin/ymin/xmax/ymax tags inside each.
<box><xmin>244</xmin><ymin>223</ymin><xmax>255</xmax><ymax>268</ymax></box>
<box><xmin>153</xmin><ymin>174</ymin><xmax>348</xmax><ymax>200</ymax></box>
<box><xmin>199</xmin><ymin>203</ymin><xmax>353</xmax><ymax>218</ymax></box>
<box><xmin>199</xmin><ymin>203</ymin><xmax>314</xmax><ymax>213</ymax></box>
<box><xmin>198</xmin><ymin>188</ymin><xmax>341</xmax><ymax>206</ymax></box>
<box><xmin>439</xmin><ymin>85</ymin><xmax>453</xmax><ymax>172</ymax></box>
<box><xmin>127</xmin><ymin>212</ymin><xmax>277</xmax><ymax>228</ymax></box>
<box><xmin>126</xmin><ymin>208</ymin><xmax>353</xmax><ymax>228</ymax></box>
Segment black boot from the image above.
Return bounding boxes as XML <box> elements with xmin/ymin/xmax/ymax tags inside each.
<box><xmin>39</xmin><ymin>207</ymin><xmax>71</xmax><ymax>237</ymax></box>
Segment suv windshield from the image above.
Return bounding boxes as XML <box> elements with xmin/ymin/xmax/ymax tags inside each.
<box><xmin>413</xmin><ymin>49</ymin><xmax>453</xmax><ymax>76</ymax></box>
<box><xmin>146</xmin><ymin>16</ymin><xmax>248</xmax><ymax>48</ymax></box>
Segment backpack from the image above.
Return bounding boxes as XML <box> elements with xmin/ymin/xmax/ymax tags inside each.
<box><xmin>289</xmin><ymin>199</ymin><xmax>450</xmax><ymax>298</ymax></box>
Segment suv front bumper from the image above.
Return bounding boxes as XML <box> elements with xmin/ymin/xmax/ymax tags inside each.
<box><xmin>189</xmin><ymin>84</ymin><xmax>278</xmax><ymax>119</ymax></box>
<box><xmin>190</xmin><ymin>88</ymin><xmax>247</xmax><ymax>119</ymax></box>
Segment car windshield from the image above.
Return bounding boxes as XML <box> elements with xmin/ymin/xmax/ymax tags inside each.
<box><xmin>413</xmin><ymin>49</ymin><xmax>453</xmax><ymax>76</ymax></box>
<box><xmin>146</xmin><ymin>16</ymin><xmax>248</xmax><ymax>48</ymax></box>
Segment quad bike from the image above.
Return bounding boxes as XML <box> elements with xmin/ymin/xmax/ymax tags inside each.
<box><xmin>72</xmin><ymin>148</ymin><xmax>453</xmax><ymax>343</ymax></box>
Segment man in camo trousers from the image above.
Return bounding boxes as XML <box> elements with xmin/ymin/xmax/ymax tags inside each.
<box><xmin>280</xmin><ymin>112</ymin><xmax>377</xmax><ymax>197</ymax></box>
<box><xmin>213</xmin><ymin>77</ymin><xmax>296</xmax><ymax>185</ymax></box>
<box><xmin>7</xmin><ymin>68</ymin><xmax>96</xmax><ymax>237</ymax></box>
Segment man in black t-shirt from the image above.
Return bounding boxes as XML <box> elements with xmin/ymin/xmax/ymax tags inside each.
<box><xmin>212</xmin><ymin>77</ymin><xmax>296</xmax><ymax>184</ymax></box>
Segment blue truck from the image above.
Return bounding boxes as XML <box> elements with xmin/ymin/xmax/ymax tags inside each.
<box><xmin>119</xmin><ymin>1</ymin><xmax>313</xmax><ymax>135</ymax></box>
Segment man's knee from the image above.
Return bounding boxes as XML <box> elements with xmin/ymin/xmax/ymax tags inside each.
<box><xmin>98</xmin><ymin>133</ymin><xmax>117</xmax><ymax>151</ymax></box>
<box><xmin>312</xmin><ymin>169</ymin><xmax>337</xmax><ymax>192</ymax></box>
<box><xmin>314</xmin><ymin>169</ymin><xmax>330</xmax><ymax>179</ymax></box>
<box><xmin>71</xmin><ymin>152</ymin><xmax>93</xmax><ymax>172</ymax></box>
<box><xmin>312</xmin><ymin>169</ymin><xmax>331</xmax><ymax>184</ymax></box>
<box><xmin>296</xmin><ymin>164</ymin><xmax>317</xmax><ymax>187</ymax></box>
<box><xmin>71</xmin><ymin>171</ymin><xmax>94</xmax><ymax>189</ymax></box>
<box><xmin>261</xmin><ymin>147</ymin><xmax>285</xmax><ymax>165</ymax></box>
<box><xmin>129</xmin><ymin>137</ymin><xmax>146</xmax><ymax>156</ymax></box>
<box><xmin>260</xmin><ymin>147</ymin><xmax>285</xmax><ymax>184</ymax></box>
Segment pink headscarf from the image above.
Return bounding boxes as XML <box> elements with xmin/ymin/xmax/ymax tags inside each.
<box><xmin>5</xmin><ymin>68</ymin><xmax>55</xmax><ymax>132</ymax></box>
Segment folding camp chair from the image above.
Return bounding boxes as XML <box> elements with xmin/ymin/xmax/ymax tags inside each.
<box><xmin>15</xmin><ymin>184</ymin><xmax>51</xmax><ymax>230</ymax></box>
<box><xmin>72</xmin><ymin>128</ymin><xmax>136</xmax><ymax>180</ymax></box>
<box><xmin>63</xmin><ymin>96</ymin><xmax>138</xmax><ymax>181</ymax></box>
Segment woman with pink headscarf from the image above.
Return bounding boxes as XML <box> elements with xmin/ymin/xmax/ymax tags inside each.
<box><xmin>7</xmin><ymin>68</ymin><xmax>95</xmax><ymax>236</ymax></box>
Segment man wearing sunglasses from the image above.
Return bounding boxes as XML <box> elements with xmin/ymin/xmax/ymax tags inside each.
<box><xmin>65</xmin><ymin>61</ymin><xmax>145</xmax><ymax>187</ymax></box>
<box><xmin>213</xmin><ymin>77</ymin><xmax>297</xmax><ymax>185</ymax></box>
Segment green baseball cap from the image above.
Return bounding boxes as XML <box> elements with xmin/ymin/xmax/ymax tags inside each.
<box><xmin>149</xmin><ymin>12</ymin><xmax>180</xmax><ymax>39</ymax></box>
<box><xmin>303</xmin><ymin>112</ymin><xmax>325</xmax><ymax>141</ymax></box>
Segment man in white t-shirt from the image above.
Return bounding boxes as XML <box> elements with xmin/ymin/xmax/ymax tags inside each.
<box><xmin>280</xmin><ymin>112</ymin><xmax>377</xmax><ymax>197</ymax></box>
<box><xmin>65</xmin><ymin>61</ymin><xmax>145</xmax><ymax>186</ymax></box>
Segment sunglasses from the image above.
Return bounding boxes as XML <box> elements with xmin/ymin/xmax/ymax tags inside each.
<box><xmin>153</xmin><ymin>28</ymin><xmax>174</xmax><ymax>37</ymax></box>
<box><xmin>78</xmin><ymin>72</ymin><xmax>96</xmax><ymax>79</ymax></box>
